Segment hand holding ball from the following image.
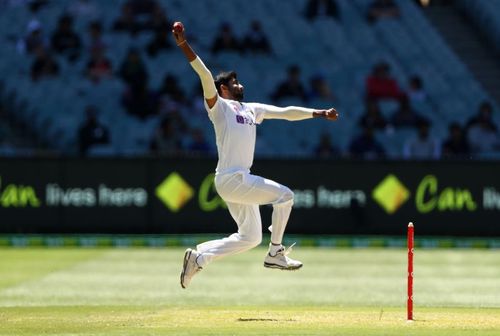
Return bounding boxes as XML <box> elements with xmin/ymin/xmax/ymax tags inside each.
<box><xmin>173</xmin><ymin>21</ymin><xmax>184</xmax><ymax>33</ymax></box>
<box><xmin>172</xmin><ymin>21</ymin><xmax>186</xmax><ymax>46</ymax></box>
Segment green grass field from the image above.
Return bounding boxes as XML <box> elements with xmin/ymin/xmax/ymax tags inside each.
<box><xmin>0</xmin><ymin>247</ymin><xmax>499</xmax><ymax>335</ymax></box>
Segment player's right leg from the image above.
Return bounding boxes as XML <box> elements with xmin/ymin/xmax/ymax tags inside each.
<box><xmin>180</xmin><ymin>248</ymin><xmax>202</xmax><ymax>289</ymax></box>
<box><xmin>215</xmin><ymin>171</ymin><xmax>302</xmax><ymax>270</ymax></box>
<box><xmin>264</xmin><ymin>242</ymin><xmax>303</xmax><ymax>270</ymax></box>
<box><xmin>195</xmin><ymin>202</ymin><xmax>262</xmax><ymax>264</ymax></box>
<box><xmin>180</xmin><ymin>202</ymin><xmax>262</xmax><ymax>288</ymax></box>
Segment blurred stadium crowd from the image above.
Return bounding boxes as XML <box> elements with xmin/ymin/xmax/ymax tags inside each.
<box><xmin>0</xmin><ymin>0</ymin><xmax>499</xmax><ymax>159</ymax></box>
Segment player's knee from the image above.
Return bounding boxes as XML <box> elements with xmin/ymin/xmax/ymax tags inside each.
<box><xmin>275</xmin><ymin>188</ymin><xmax>294</xmax><ymax>206</ymax></box>
<box><xmin>249</xmin><ymin>230</ymin><xmax>262</xmax><ymax>247</ymax></box>
<box><xmin>241</xmin><ymin>230</ymin><xmax>262</xmax><ymax>248</ymax></box>
<box><xmin>284</xmin><ymin>188</ymin><xmax>294</xmax><ymax>203</ymax></box>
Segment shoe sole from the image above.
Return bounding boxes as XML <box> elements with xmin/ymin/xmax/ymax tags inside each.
<box><xmin>263</xmin><ymin>262</ymin><xmax>303</xmax><ymax>270</ymax></box>
<box><xmin>180</xmin><ymin>248</ymin><xmax>193</xmax><ymax>289</ymax></box>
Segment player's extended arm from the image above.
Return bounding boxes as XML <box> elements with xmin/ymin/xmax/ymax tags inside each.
<box><xmin>258</xmin><ymin>104</ymin><xmax>339</xmax><ymax>121</ymax></box>
<box><xmin>172</xmin><ymin>22</ymin><xmax>217</xmax><ymax>108</ymax></box>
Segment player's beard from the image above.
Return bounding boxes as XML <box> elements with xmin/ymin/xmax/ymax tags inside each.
<box><xmin>230</xmin><ymin>88</ymin><xmax>244</xmax><ymax>101</ymax></box>
<box><xmin>233</xmin><ymin>92</ymin><xmax>244</xmax><ymax>101</ymax></box>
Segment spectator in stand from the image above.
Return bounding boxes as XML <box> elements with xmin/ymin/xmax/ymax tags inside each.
<box><xmin>86</xmin><ymin>46</ymin><xmax>112</xmax><ymax>83</ymax></box>
<box><xmin>17</xmin><ymin>19</ymin><xmax>48</xmax><ymax>55</ymax></box>
<box><xmin>307</xmin><ymin>73</ymin><xmax>335</xmax><ymax>102</ymax></box>
<box><xmin>146</xmin><ymin>26</ymin><xmax>172</xmax><ymax>57</ymax></box>
<box><xmin>466</xmin><ymin>101</ymin><xmax>497</xmax><ymax>133</ymax></box>
<box><xmin>188</xmin><ymin>128</ymin><xmax>211</xmax><ymax>156</ymax></box>
<box><xmin>211</xmin><ymin>22</ymin><xmax>242</xmax><ymax>54</ymax></box>
<box><xmin>5</xmin><ymin>0</ymin><xmax>48</xmax><ymax>12</ymax></box>
<box><xmin>119</xmin><ymin>48</ymin><xmax>148</xmax><ymax>89</ymax></box>
<box><xmin>304</xmin><ymin>0</ymin><xmax>339</xmax><ymax>21</ymax></box>
<box><xmin>122</xmin><ymin>82</ymin><xmax>159</xmax><ymax>119</ymax></box>
<box><xmin>158</xmin><ymin>73</ymin><xmax>186</xmax><ymax>104</ymax></box>
<box><xmin>78</xmin><ymin>105</ymin><xmax>110</xmax><ymax>155</ymax></box>
<box><xmin>126</xmin><ymin>0</ymin><xmax>158</xmax><ymax>16</ymax></box>
<box><xmin>407</xmin><ymin>75</ymin><xmax>427</xmax><ymax>103</ymax></box>
<box><xmin>348</xmin><ymin>125</ymin><xmax>385</xmax><ymax>159</ymax></box>
<box><xmin>467</xmin><ymin>118</ymin><xmax>499</xmax><ymax>156</ymax></box>
<box><xmin>415</xmin><ymin>0</ymin><xmax>453</xmax><ymax>6</ymax></box>
<box><xmin>366</xmin><ymin>62</ymin><xmax>403</xmax><ymax>101</ymax></box>
<box><xmin>189</xmin><ymin>82</ymin><xmax>211</xmax><ymax>117</ymax></box>
<box><xmin>271</xmin><ymin>65</ymin><xmax>308</xmax><ymax>103</ymax></box>
<box><xmin>359</xmin><ymin>99</ymin><xmax>388</xmax><ymax>130</ymax></box>
<box><xmin>403</xmin><ymin>119</ymin><xmax>440</xmax><ymax>159</ymax></box>
<box><xmin>163</xmin><ymin>104</ymin><xmax>189</xmax><ymax>134</ymax></box>
<box><xmin>143</xmin><ymin>4</ymin><xmax>169</xmax><ymax>33</ymax></box>
<box><xmin>150</xmin><ymin>116</ymin><xmax>183</xmax><ymax>156</ymax></box>
<box><xmin>113</xmin><ymin>2</ymin><xmax>143</xmax><ymax>35</ymax></box>
<box><xmin>390</xmin><ymin>96</ymin><xmax>425</xmax><ymax>129</ymax></box>
<box><xmin>314</xmin><ymin>132</ymin><xmax>340</xmax><ymax>158</ymax></box>
<box><xmin>242</xmin><ymin>20</ymin><xmax>272</xmax><ymax>55</ymax></box>
<box><xmin>34</xmin><ymin>0</ymin><xmax>49</xmax><ymax>11</ymax></box>
<box><xmin>441</xmin><ymin>122</ymin><xmax>470</xmax><ymax>159</ymax></box>
<box><xmin>367</xmin><ymin>0</ymin><xmax>400</xmax><ymax>24</ymax></box>
<box><xmin>3</xmin><ymin>0</ymin><xmax>44</xmax><ymax>10</ymax></box>
<box><xmin>31</xmin><ymin>46</ymin><xmax>59</xmax><ymax>81</ymax></box>
<box><xmin>68</xmin><ymin>0</ymin><xmax>100</xmax><ymax>20</ymax></box>
<box><xmin>85</xmin><ymin>20</ymin><xmax>108</xmax><ymax>54</ymax></box>
<box><xmin>24</xmin><ymin>0</ymin><xmax>49</xmax><ymax>12</ymax></box>
<box><xmin>51</xmin><ymin>14</ymin><xmax>82</xmax><ymax>62</ymax></box>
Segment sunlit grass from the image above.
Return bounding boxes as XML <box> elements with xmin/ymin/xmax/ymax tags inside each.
<box><xmin>0</xmin><ymin>247</ymin><xmax>498</xmax><ymax>335</ymax></box>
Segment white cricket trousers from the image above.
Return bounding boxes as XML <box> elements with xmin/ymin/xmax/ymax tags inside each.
<box><xmin>195</xmin><ymin>170</ymin><xmax>294</xmax><ymax>267</ymax></box>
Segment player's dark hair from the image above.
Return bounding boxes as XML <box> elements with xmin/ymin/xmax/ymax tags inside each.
<box><xmin>214</xmin><ymin>71</ymin><xmax>237</xmax><ymax>95</ymax></box>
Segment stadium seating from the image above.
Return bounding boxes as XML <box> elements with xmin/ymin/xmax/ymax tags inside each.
<box><xmin>0</xmin><ymin>0</ymin><xmax>497</xmax><ymax>157</ymax></box>
<box><xmin>456</xmin><ymin>0</ymin><xmax>500</xmax><ymax>54</ymax></box>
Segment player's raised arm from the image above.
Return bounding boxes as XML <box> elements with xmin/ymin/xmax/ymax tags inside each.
<box><xmin>251</xmin><ymin>103</ymin><xmax>339</xmax><ymax>122</ymax></box>
<box><xmin>172</xmin><ymin>21</ymin><xmax>217</xmax><ymax>108</ymax></box>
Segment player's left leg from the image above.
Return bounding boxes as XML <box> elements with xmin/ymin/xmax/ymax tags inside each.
<box><xmin>180</xmin><ymin>202</ymin><xmax>262</xmax><ymax>289</ymax></box>
<box><xmin>216</xmin><ymin>172</ymin><xmax>302</xmax><ymax>270</ymax></box>
<box><xmin>196</xmin><ymin>202</ymin><xmax>262</xmax><ymax>266</ymax></box>
<box><xmin>264</xmin><ymin>198</ymin><xmax>303</xmax><ymax>270</ymax></box>
<box><xmin>180</xmin><ymin>248</ymin><xmax>202</xmax><ymax>289</ymax></box>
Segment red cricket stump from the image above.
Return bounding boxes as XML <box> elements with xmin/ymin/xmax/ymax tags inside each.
<box><xmin>407</xmin><ymin>222</ymin><xmax>414</xmax><ymax>321</ymax></box>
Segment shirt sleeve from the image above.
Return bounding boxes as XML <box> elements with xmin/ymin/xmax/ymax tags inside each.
<box><xmin>247</xmin><ymin>102</ymin><xmax>315</xmax><ymax>123</ymax></box>
<box><xmin>204</xmin><ymin>96</ymin><xmax>231</xmax><ymax>126</ymax></box>
<box><xmin>190</xmin><ymin>57</ymin><xmax>217</xmax><ymax>100</ymax></box>
<box><xmin>246</xmin><ymin>102</ymin><xmax>267</xmax><ymax>124</ymax></box>
<box><xmin>204</xmin><ymin>96</ymin><xmax>222</xmax><ymax>117</ymax></box>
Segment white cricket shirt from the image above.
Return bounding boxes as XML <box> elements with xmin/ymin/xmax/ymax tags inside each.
<box><xmin>205</xmin><ymin>97</ymin><xmax>267</xmax><ymax>175</ymax></box>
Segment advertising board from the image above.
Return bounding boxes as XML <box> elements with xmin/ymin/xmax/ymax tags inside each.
<box><xmin>1</xmin><ymin>159</ymin><xmax>499</xmax><ymax>236</ymax></box>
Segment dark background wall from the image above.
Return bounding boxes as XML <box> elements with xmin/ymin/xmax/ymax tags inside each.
<box><xmin>1</xmin><ymin>158</ymin><xmax>499</xmax><ymax>236</ymax></box>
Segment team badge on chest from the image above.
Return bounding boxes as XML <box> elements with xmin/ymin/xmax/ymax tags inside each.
<box><xmin>234</xmin><ymin>104</ymin><xmax>255</xmax><ymax>126</ymax></box>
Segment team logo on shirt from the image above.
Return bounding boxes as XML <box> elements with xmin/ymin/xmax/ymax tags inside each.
<box><xmin>235</xmin><ymin>114</ymin><xmax>255</xmax><ymax>125</ymax></box>
<box><xmin>231</xmin><ymin>102</ymin><xmax>255</xmax><ymax>125</ymax></box>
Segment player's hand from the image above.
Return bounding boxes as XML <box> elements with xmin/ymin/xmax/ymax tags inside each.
<box><xmin>324</xmin><ymin>108</ymin><xmax>339</xmax><ymax>121</ymax></box>
<box><xmin>172</xmin><ymin>21</ymin><xmax>186</xmax><ymax>46</ymax></box>
<box><xmin>314</xmin><ymin>108</ymin><xmax>339</xmax><ymax>121</ymax></box>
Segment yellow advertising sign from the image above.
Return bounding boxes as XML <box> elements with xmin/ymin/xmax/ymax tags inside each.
<box><xmin>415</xmin><ymin>175</ymin><xmax>477</xmax><ymax>213</ymax></box>
<box><xmin>155</xmin><ymin>172</ymin><xmax>194</xmax><ymax>212</ymax></box>
<box><xmin>372</xmin><ymin>174</ymin><xmax>410</xmax><ymax>214</ymax></box>
<box><xmin>0</xmin><ymin>176</ymin><xmax>41</xmax><ymax>208</ymax></box>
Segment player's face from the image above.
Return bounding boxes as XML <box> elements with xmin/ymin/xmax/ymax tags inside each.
<box><xmin>226</xmin><ymin>77</ymin><xmax>244</xmax><ymax>101</ymax></box>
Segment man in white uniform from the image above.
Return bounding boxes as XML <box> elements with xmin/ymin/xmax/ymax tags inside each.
<box><xmin>173</xmin><ymin>22</ymin><xmax>339</xmax><ymax>289</ymax></box>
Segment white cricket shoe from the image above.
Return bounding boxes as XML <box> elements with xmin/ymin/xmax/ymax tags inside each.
<box><xmin>180</xmin><ymin>248</ymin><xmax>202</xmax><ymax>289</ymax></box>
<box><xmin>264</xmin><ymin>243</ymin><xmax>303</xmax><ymax>270</ymax></box>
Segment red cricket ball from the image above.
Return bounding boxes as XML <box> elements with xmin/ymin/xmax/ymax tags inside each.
<box><xmin>173</xmin><ymin>22</ymin><xmax>184</xmax><ymax>33</ymax></box>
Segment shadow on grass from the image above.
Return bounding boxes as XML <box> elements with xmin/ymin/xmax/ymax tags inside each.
<box><xmin>237</xmin><ymin>318</ymin><xmax>296</xmax><ymax>322</ymax></box>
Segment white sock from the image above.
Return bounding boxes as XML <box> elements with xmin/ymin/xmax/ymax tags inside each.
<box><xmin>269</xmin><ymin>243</ymin><xmax>283</xmax><ymax>256</ymax></box>
<box><xmin>270</xmin><ymin>199</ymin><xmax>293</xmax><ymax>247</ymax></box>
